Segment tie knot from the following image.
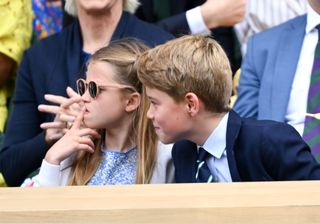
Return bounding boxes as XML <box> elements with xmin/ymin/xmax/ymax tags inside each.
<box><xmin>198</xmin><ymin>147</ymin><xmax>209</xmax><ymax>162</ymax></box>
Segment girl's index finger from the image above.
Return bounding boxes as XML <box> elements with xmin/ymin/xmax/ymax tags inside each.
<box><xmin>72</xmin><ymin>107</ymin><xmax>86</xmax><ymax>129</ymax></box>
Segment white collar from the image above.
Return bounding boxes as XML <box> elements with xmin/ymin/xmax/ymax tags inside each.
<box><xmin>306</xmin><ymin>3</ymin><xmax>320</xmax><ymax>34</ymax></box>
<box><xmin>198</xmin><ymin>112</ymin><xmax>229</xmax><ymax>159</ymax></box>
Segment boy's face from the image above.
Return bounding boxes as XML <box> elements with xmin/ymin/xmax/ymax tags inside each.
<box><xmin>145</xmin><ymin>87</ymin><xmax>192</xmax><ymax>144</ymax></box>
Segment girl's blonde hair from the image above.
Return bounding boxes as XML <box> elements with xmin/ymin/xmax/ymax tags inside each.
<box><xmin>65</xmin><ymin>0</ymin><xmax>140</xmax><ymax>16</ymax></box>
<box><xmin>136</xmin><ymin>88</ymin><xmax>158</xmax><ymax>183</ymax></box>
<box><xmin>68</xmin><ymin>38</ymin><xmax>156</xmax><ymax>185</ymax></box>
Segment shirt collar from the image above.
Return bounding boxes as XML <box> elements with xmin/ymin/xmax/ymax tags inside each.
<box><xmin>199</xmin><ymin>112</ymin><xmax>229</xmax><ymax>159</ymax></box>
<box><xmin>306</xmin><ymin>3</ymin><xmax>320</xmax><ymax>34</ymax></box>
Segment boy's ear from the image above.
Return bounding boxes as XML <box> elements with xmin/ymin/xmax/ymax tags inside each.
<box><xmin>125</xmin><ymin>92</ymin><xmax>141</xmax><ymax>112</ymax></box>
<box><xmin>184</xmin><ymin>92</ymin><xmax>200</xmax><ymax>117</ymax></box>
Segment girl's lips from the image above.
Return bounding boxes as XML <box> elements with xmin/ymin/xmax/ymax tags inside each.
<box><xmin>83</xmin><ymin>105</ymin><xmax>89</xmax><ymax>112</ymax></box>
<box><xmin>83</xmin><ymin>107</ymin><xmax>90</xmax><ymax>115</ymax></box>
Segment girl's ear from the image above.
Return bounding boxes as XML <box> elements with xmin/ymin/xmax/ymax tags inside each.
<box><xmin>184</xmin><ymin>92</ymin><xmax>200</xmax><ymax>117</ymax></box>
<box><xmin>125</xmin><ymin>92</ymin><xmax>141</xmax><ymax>112</ymax></box>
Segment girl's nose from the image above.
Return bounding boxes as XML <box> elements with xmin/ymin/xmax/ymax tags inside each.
<box><xmin>81</xmin><ymin>88</ymin><xmax>91</xmax><ymax>102</ymax></box>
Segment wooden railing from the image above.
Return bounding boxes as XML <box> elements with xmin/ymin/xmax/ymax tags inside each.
<box><xmin>0</xmin><ymin>181</ymin><xmax>320</xmax><ymax>223</ymax></box>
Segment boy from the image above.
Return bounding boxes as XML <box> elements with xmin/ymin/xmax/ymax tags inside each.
<box><xmin>137</xmin><ymin>35</ymin><xmax>320</xmax><ymax>183</ymax></box>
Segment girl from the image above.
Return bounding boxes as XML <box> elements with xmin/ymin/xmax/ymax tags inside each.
<box><xmin>22</xmin><ymin>38</ymin><xmax>174</xmax><ymax>186</ymax></box>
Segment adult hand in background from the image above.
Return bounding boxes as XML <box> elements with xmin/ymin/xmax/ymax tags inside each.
<box><xmin>201</xmin><ymin>0</ymin><xmax>246</xmax><ymax>29</ymax></box>
<box><xmin>38</xmin><ymin>87</ymin><xmax>82</xmax><ymax>147</ymax></box>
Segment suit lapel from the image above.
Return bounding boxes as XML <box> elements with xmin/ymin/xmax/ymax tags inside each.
<box><xmin>271</xmin><ymin>16</ymin><xmax>306</xmax><ymax>121</ymax></box>
<box><xmin>225</xmin><ymin>111</ymin><xmax>242</xmax><ymax>182</ymax></box>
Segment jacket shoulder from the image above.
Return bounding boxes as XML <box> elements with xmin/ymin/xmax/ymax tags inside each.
<box><xmin>251</xmin><ymin>15</ymin><xmax>306</xmax><ymax>42</ymax></box>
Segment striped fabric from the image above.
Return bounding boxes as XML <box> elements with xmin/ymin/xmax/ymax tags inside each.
<box><xmin>235</xmin><ymin>0</ymin><xmax>307</xmax><ymax>54</ymax></box>
<box><xmin>195</xmin><ymin>147</ymin><xmax>214</xmax><ymax>183</ymax></box>
<box><xmin>303</xmin><ymin>25</ymin><xmax>320</xmax><ymax>162</ymax></box>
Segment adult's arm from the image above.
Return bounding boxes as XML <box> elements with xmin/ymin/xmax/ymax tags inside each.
<box><xmin>136</xmin><ymin>0</ymin><xmax>245</xmax><ymax>36</ymax></box>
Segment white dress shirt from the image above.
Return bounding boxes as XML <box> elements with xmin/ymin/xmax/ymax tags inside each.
<box><xmin>199</xmin><ymin>113</ymin><xmax>232</xmax><ymax>182</ymax></box>
<box><xmin>186</xmin><ymin>6</ymin><xmax>211</xmax><ymax>35</ymax></box>
<box><xmin>285</xmin><ymin>4</ymin><xmax>320</xmax><ymax>135</ymax></box>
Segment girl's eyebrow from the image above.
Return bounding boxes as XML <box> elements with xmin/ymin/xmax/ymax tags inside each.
<box><xmin>148</xmin><ymin>96</ymin><xmax>158</xmax><ymax>101</ymax></box>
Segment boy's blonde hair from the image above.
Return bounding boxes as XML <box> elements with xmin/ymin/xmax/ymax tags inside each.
<box><xmin>65</xmin><ymin>0</ymin><xmax>140</xmax><ymax>16</ymax></box>
<box><xmin>68</xmin><ymin>38</ymin><xmax>156</xmax><ymax>185</ymax></box>
<box><xmin>137</xmin><ymin>35</ymin><xmax>232</xmax><ymax>113</ymax></box>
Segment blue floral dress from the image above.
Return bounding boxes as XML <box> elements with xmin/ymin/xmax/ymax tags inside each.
<box><xmin>87</xmin><ymin>148</ymin><xmax>137</xmax><ymax>185</ymax></box>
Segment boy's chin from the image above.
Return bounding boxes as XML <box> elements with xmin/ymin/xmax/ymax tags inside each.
<box><xmin>157</xmin><ymin>135</ymin><xmax>177</xmax><ymax>145</ymax></box>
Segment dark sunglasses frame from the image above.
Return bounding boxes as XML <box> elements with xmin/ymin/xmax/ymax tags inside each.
<box><xmin>76</xmin><ymin>78</ymin><xmax>136</xmax><ymax>99</ymax></box>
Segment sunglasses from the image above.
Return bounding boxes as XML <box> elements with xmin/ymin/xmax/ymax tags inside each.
<box><xmin>76</xmin><ymin>78</ymin><xmax>136</xmax><ymax>99</ymax></box>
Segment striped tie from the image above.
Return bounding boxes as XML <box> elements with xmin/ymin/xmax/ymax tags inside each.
<box><xmin>303</xmin><ymin>25</ymin><xmax>320</xmax><ymax>162</ymax></box>
<box><xmin>195</xmin><ymin>147</ymin><xmax>214</xmax><ymax>183</ymax></box>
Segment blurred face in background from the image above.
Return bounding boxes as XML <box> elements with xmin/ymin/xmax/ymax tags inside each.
<box><xmin>75</xmin><ymin>0</ymin><xmax>122</xmax><ymax>15</ymax></box>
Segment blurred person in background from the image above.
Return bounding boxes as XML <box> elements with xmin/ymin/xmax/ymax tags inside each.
<box><xmin>32</xmin><ymin>0</ymin><xmax>63</xmax><ymax>42</ymax></box>
<box><xmin>235</xmin><ymin>0</ymin><xmax>307</xmax><ymax>55</ymax></box>
<box><xmin>0</xmin><ymin>0</ymin><xmax>32</xmax><ymax>186</ymax></box>
<box><xmin>234</xmin><ymin>0</ymin><xmax>320</xmax><ymax>162</ymax></box>
<box><xmin>135</xmin><ymin>0</ymin><xmax>246</xmax><ymax>73</ymax></box>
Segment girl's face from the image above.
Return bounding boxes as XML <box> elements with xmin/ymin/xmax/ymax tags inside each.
<box><xmin>81</xmin><ymin>61</ymin><xmax>132</xmax><ymax>129</ymax></box>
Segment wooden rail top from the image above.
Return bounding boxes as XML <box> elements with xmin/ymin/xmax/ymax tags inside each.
<box><xmin>0</xmin><ymin>181</ymin><xmax>320</xmax><ymax>223</ymax></box>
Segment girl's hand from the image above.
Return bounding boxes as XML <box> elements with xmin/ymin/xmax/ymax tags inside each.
<box><xmin>44</xmin><ymin>108</ymin><xmax>100</xmax><ymax>165</ymax></box>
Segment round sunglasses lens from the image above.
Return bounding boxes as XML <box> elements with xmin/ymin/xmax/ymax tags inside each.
<box><xmin>77</xmin><ymin>80</ymin><xmax>85</xmax><ymax>96</ymax></box>
<box><xmin>89</xmin><ymin>81</ymin><xmax>97</xmax><ymax>98</ymax></box>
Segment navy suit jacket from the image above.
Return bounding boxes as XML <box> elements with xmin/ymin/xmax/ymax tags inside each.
<box><xmin>173</xmin><ymin>110</ymin><xmax>320</xmax><ymax>183</ymax></box>
<box><xmin>0</xmin><ymin>12</ymin><xmax>173</xmax><ymax>186</ymax></box>
<box><xmin>234</xmin><ymin>15</ymin><xmax>306</xmax><ymax>121</ymax></box>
